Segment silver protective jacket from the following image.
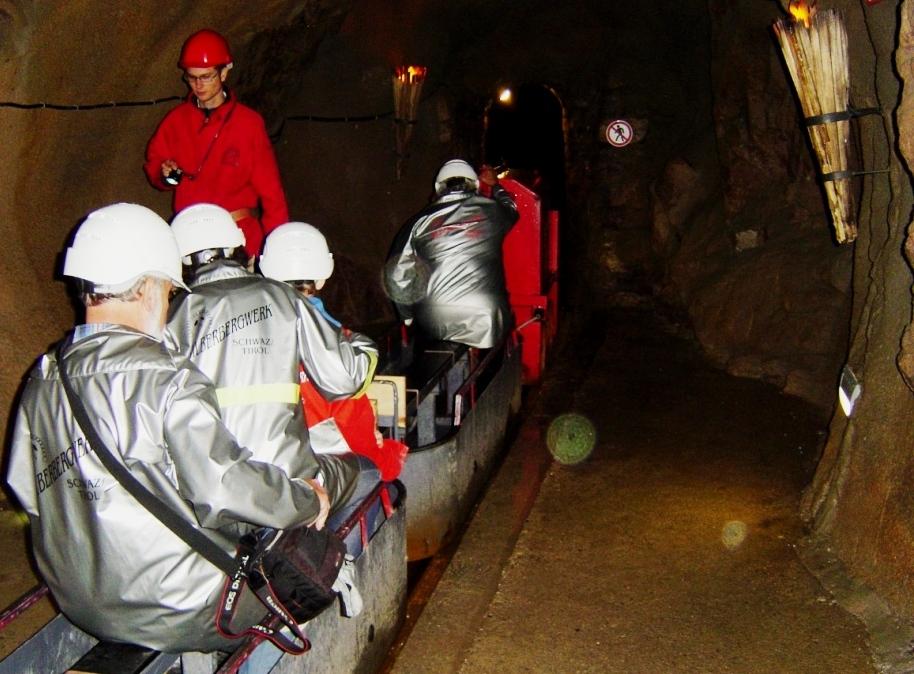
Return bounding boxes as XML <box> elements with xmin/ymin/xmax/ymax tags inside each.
<box><xmin>386</xmin><ymin>184</ymin><xmax>519</xmax><ymax>348</ymax></box>
<box><xmin>165</xmin><ymin>261</ymin><xmax>377</xmax><ymax>504</ymax></box>
<box><xmin>7</xmin><ymin>326</ymin><xmax>324</xmax><ymax>651</ymax></box>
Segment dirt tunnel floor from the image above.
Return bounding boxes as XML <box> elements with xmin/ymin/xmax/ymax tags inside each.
<box><xmin>392</xmin><ymin>301</ymin><xmax>874</xmax><ymax>673</ymax></box>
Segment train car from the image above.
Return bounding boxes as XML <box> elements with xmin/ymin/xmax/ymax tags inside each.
<box><xmin>501</xmin><ymin>175</ymin><xmax>560</xmax><ymax>385</ymax></box>
<box><xmin>376</xmin><ymin>331</ymin><xmax>522</xmax><ymax>560</ymax></box>
<box><xmin>0</xmin><ymin>171</ymin><xmax>558</xmax><ymax>673</ymax></box>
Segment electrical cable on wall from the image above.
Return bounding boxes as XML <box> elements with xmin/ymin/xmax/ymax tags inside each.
<box><xmin>0</xmin><ymin>96</ymin><xmax>396</xmax><ymax>122</ymax></box>
<box><xmin>0</xmin><ymin>81</ymin><xmax>440</xmax><ymax>121</ymax></box>
<box><xmin>0</xmin><ymin>96</ymin><xmax>182</xmax><ymax>110</ymax></box>
<box><xmin>0</xmin><ymin>84</ymin><xmax>438</xmax><ymax>146</ymax></box>
<box><xmin>286</xmin><ymin>111</ymin><xmax>393</xmax><ymax>123</ymax></box>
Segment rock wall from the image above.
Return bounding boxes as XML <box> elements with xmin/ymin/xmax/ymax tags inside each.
<box><xmin>0</xmin><ymin>2</ymin><xmax>354</xmax><ymax>446</ymax></box>
<box><xmin>801</xmin><ymin>0</ymin><xmax>914</xmax><ymax>631</ymax></box>
<box><xmin>656</xmin><ymin>2</ymin><xmax>854</xmax><ymax>411</ymax></box>
<box><xmin>666</xmin><ymin>0</ymin><xmax>914</xmax><ymax>637</ymax></box>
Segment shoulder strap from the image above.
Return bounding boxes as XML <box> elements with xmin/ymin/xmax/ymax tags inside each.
<box><xmin>55</xmin><ymin>338</ymin><xmax>235</xmax><ymax>575</ymax></box>
<box><xmin>56</xmin><ymin>337</ymin><xmax>311</xmax><ymax>654</ymax></box>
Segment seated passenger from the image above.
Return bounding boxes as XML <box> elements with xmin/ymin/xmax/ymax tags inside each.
<box><xmin>7</xmin><ymin>203</ymin><xmax>326</xmax><ymax>652</ymax></box>
<box><xmin>164</xmin><ymin>204</ymin><xmax>382</xmax><ymax>542</ymax></box>
<box><xmin>260</xmin><ymin>222</ymin><xmax>408</xmax><ymax>481</ymax></box>
<box><xmin>384</xmin><ymin>160</ymin><xmax>519</xmax><ymax>348</ymax></box>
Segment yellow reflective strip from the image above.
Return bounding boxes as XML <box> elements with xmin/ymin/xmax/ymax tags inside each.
<box><xmin>215</xmin><ymin>383</ymin><xmax>301</xmax><ymax>408</ymax></box>
<box><xmin>352</xmin><ymin>351</ymin><xmax>379</xmax><ymax>399</ymax></box>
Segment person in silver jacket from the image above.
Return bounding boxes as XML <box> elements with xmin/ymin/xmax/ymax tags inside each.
<box><xmin>164</xmin><ymin>204</ymin><xmax>379</xmax><ymax>531</ymax></box>
<box><xmin>384</xmin><ymin>159</ymin><xmax>519</xmax><ymax>348</ymax></box>
<box><xmin>7</xmin><ymin>203</ymin><xmax>328</xmax><ymax>652</ymax></box>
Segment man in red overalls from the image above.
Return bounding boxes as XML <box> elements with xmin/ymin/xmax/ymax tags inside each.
<box><xmin>144</xmin><ymin>29</ymin><xmax>288</xmax><ymax>259</ymax></box>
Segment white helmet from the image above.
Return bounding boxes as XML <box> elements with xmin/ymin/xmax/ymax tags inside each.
<box><xmin>434</xmin><ymin>159</ymin><xmax>479</xmax><ymax>195</ymax></box>
<box><xmin>63</xmin><ymin>203</ymin><xmax>188</xmax><ymax>292</ymax></box>
<box><xmin>170</xmin><ymin>203</ymin><xmax>245</xmax><ymax>257</ymax></box>
<box><xmin>260</xmin><ymin>222</ymin><xmax>334</xmax><ymax>282</ymax></box>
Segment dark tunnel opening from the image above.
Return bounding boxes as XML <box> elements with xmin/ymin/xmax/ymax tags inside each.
<box><xmin>483</xmin><ymin>82</ymin><xmax>566</xmax><ymax>211</ymax></box>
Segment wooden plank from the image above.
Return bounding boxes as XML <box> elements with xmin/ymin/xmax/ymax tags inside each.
<box><xmin>68</xmin><ymin>641</ymin><xmax>159</xmax><ymax>673</ymax></box>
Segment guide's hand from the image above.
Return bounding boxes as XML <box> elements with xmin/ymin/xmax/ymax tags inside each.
<box><xmin>160</xmin><ymin>159</ymin><xmax>179</xmax><ymax>178</ymax></box>
<box><xmin>304</xmin><ymin>477</ymin><xmax>330</xmax><ymax>530</ymax></box>
<box><xmin>479</xmin><ymin>165</ymin><xmax>497</xmax><ymax>187</ymax></box>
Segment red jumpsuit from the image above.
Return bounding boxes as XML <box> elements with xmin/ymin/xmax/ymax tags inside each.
<box><xmin>144</xmin><ymin>94</ymin><xmax>288</xmax><ymax>257</ymax></box>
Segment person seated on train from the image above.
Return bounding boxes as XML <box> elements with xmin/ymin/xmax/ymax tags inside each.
<box><xmin>163</xmin><ymin>204</ymin><xmax>382</xmax><ymax>542</ymax></box>
<box><xmin>384</xmin><ymin>159</ymin><xmax>519</xmax><ymax>349</ymax></box>
<box><xmin>260</xmin><ymin>222</ymin><xmax>408</xmax><ymax>482</ymax></box>
<box><xmin>7</xmin><ymin>203</ymin><xmax>327</xmax><ymax>652</ymax></box>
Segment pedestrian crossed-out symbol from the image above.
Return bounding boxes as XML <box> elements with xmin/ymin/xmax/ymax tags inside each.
<box><xmin>605</xmin><ymin>119</ymin><xmax>633</xmax><ymax>147</ymax></box>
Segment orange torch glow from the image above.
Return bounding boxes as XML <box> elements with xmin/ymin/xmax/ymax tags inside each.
<box><xmin>788</xmin><ymin>0</ymin><xmax>817</xmax><ymax>28</ymax></box>
<box><xmin>392</xmin><ymin>65</ymin><xmax>428</xmax><ymax>178</ymax></box>
<box><xmin>394</xmin><ymin>65</ymin><xmax>428</xmax><ymax>84</ymax></box>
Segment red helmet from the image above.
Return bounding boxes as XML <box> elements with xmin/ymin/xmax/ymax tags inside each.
<box><xmin>178</xmin><ymin>29</ymin><xmax>233</xmax><ymax>69</ymax></box>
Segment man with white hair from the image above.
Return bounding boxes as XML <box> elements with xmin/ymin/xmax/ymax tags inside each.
<box><xmin>6</xmin><ymin>203</ymin><xmax>326</xmax><ymax>652</ymax></box>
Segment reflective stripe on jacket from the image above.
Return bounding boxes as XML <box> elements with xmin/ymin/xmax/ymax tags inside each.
<box><xmin>165</xmin><ymin>261</ymin><xmax>377</xmax><ymax>506</ymax></box>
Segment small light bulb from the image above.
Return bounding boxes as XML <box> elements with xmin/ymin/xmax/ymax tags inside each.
<box><xmin>498</xmin><ymin>88</ymin><xmax>513</xmax><ymax>104</ymax></box>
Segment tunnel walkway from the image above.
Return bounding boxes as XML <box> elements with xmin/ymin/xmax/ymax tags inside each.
<box><xmin>390</xmin><ymin>300</ymin><xmax>873</xmax><ymax>673</ymax></box>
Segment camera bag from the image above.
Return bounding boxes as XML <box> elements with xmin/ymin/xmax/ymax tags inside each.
<box><xmin>56</xmin><ymin>338</ymin><xmax>344</xmax><ymax>655</ymax></box>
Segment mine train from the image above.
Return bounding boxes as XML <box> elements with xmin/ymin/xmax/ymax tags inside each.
<box><xmin>0</xmin><ymin>176</ymin><xmax>559</xmax><ymax>674</ymax></box>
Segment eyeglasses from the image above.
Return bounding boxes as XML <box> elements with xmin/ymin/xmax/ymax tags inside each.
<box><xmin>183</xmin><ymin>70</ymin><xmax>221</xmax><ymax>85</ymax></box>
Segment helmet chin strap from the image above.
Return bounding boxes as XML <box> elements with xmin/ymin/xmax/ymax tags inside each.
<box><xmin>437</xmin><ymin>191</ymin><xmax>471</xmax><ymax>203</ymax></box>
<box><xmin>189</xmin><ymin>248</ymin><xmax>230</xmax><ymax>267</ymax></box>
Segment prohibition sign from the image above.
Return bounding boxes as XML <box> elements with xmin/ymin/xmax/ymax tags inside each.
<box><xmin>605</xmin><ymin>119</ymin><xmax>633</xmax><ymax>147</ymax></box>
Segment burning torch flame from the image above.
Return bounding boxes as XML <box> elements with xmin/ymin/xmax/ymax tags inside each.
<box><xmin>788</xmin><ymin>0</ymin><xmax>817</xmax><ymax>28</ymax></box>
<box><xmin>395</xmin><ymin>65</ymin><xmax>427</xmax><ymax>84</ymax></box>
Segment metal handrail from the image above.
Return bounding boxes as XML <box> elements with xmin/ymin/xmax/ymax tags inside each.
<box><xmin>454</xmin><ymin>334</ymin><xmax>517</xmax><ymax>426</ymax></box>
<box><xmin>0</xmin><ymin>585</ymin><xmax>49</xmax><ymax>632</ymax></box>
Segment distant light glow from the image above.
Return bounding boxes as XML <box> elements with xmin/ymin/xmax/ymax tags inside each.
<box><xmin>721</xmin><ymin>520</ymin><xmax>748</xmax><ymax>549</ymax></box>
<box><xmin>497</xmin><ymin>88</ymin><xmax>513</xmax><ymax>104</ymax></box>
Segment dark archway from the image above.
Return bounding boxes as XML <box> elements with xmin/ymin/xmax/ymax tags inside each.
<box><xmin>483</xmin><ymin>83</ymin><xmax>566</xmax><ymax>210</ymax></box>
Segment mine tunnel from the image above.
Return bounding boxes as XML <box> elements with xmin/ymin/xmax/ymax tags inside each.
<box><xmin>0</xmin><ymin>1</ymin><xmax>912</xmax><ymax>672</ymax></box>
